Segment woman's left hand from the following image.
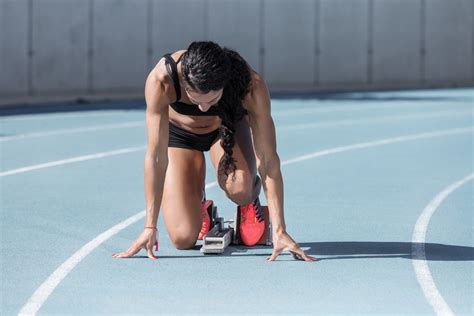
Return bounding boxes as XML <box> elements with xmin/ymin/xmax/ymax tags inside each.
<box><xmin>267</xmin><ymin>230</ymin><xmax>319</xmax><ymax>262</ymax></box>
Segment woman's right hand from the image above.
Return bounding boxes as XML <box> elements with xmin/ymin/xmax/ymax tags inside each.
<box><xmin>112</xmin><ymin>228</ymin><xmax>158</xmax><ymax>259</ymax></box>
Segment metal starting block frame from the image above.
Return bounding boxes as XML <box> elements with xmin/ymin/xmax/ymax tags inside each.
<box><xmin>200</xmin><ymin>200</ymin><xmax>272</xmax><ymax>254</ymax></box>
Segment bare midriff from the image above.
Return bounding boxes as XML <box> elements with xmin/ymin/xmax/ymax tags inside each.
<box><xmin>168</xmin><ymin>106</ymin><xmax>221</xmax><ymax>134</ymax></box>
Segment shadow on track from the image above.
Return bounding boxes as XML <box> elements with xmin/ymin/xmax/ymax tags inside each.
<box><xmin>118</xmin><ymin>242</ymin><xmax>473</xmax><ymax>261</ymax></box>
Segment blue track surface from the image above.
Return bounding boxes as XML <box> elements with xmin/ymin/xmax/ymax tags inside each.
<box><xmin>1</xmin><ymin>89</ymin><xmax>473</xmax><ymax>315</ymax></box>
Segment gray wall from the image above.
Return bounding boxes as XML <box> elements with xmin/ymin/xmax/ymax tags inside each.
<box><xmin>0</xmin><ymin>0</ymin><xmax>473</xmax><ymax>103</ymax></box>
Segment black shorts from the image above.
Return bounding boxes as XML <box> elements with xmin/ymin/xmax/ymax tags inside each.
<box><xmin>168</xmin><ymin>121</ymin><xmax>220</xmax><ymax>152</ymax></box>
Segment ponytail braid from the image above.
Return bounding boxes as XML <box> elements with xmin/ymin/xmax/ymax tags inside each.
<box><xmin>217</xmin><ymin>48</ymin><xmax>251</xmax><ymax>178</ymax></box>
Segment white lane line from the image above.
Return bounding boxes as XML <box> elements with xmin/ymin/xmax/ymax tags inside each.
<box><xmin>17</xmin><ymin>180</ymin><xmax>220</xmax><ymax>316</ymax></box>
<box><xmin>18</xmin><ymin>211</ymin><xmax>147</xmax><ymax>316</ymax></box>
<box><xmin>411</xmin><ymin>173</ymin><xmax>473</xmax><ymax>316</ymax></box>
<box><xmin>0</xmin><ymin>111</ymin><xmax>136</xmax><ymax>122</ymax></box>
<box><xmin>277</xmin><ymin>110</ymin><xmax>473</xmax><ymax>130</ymax></box>
<box><xmin>281</xmin><ymin>127</ymin><xmax>473</xmax><ymax>165</ymax></box>
<box><xmin>0</xmin><ymin>121</ymin><xmax>144</xmax><ymax>142</ymax></box>
<box><xmin>0</xmin><ymin>146</ymin><xmax>146</xmax><ymax>177</ymax></box>
<box><xmin>3</xmin><ymin>127</ymin><xmax>473</xmax><ymax>179</ymax></box>
<box><xmin>17</xmin><ymin>126</ymin><xmax>473</xmax><ymax>315</ymax></box>
<box><xmin>2</xmin><ymin>109</ymin><xmax>471</xmax><ymax>143</ymax></box>
<box><xmin>272</xmin><ymin>101</ymin><xmax>473</xmax><ymax>117</ymax></box>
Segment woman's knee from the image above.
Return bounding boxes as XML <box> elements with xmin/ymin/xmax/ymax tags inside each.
<box><xmin>169</xmin><ymin>231</ymin><xmax>198</xmax><ymax>250</ymax></box>
<box><xmin>220</xmin><ymin>173</ymin><xmax>259</xmax><ymax>205</ymax></box>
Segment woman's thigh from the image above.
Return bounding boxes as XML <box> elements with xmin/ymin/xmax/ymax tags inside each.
<box><xmin>209</xmin><ymin>116</ymin><xmax>260</xmax><ymax>205</ymax></box>
<box><xmin>161</xmin><ymin>147</ymin><xmax>205</xmax><ymax>249</ymax></box>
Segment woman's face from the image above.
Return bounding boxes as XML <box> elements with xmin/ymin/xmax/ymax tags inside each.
<box><xmin>185</xmin><ymin>88</ymin><xmax>223</xmax><ymax>112</ymax></box>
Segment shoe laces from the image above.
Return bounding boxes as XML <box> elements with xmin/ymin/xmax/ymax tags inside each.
<box><xmin>240</xmin><ymin>198</ymin><xmax>264</xmax><ymax>224</ymax></box>
<box><xmin>201</xmin><ymin>201</ymin><xmax>210</xmax><ymax>228</ymax></box>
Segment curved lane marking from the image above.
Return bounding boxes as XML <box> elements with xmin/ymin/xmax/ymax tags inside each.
<box><xmin>2</xmin><ymin>127</ymin><xmax>472</xmax><ymax>178</ymax></box>
<box><xmin>2</xmin><ymin>109</ymin><xmax>471</xmax><ymax>142</ymax></box>
<box><xmin>0</xmin><ymin>146</ymin><xmax>146</xmax><ymax>177</ymax></box>
<box><xmin>17</xmin><ymin>126</ymin><xmax>473</xmax><ymax>315</ymax></box>
<box><xmin>412</xmin><ymin>173</ymin><xmax>473</xmax><ymax>316</ymax></box>
<box><xmin>0</xmin><ymin>121</ymin><xmax>143</xmax><ymax>142</ymax></box>
<box><xmin>277</xmin><ymin>110</ymin><xmax>472</xmax><ymax>130</ymax></box>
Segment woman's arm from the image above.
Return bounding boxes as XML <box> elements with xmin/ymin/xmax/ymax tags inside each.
<box><xmin>143</xmin><ymin>72</ymin><xmax>170</xmax><ymax>229</ymax></box>
<box><xmin>245</xmin><ymin>72</ymin><xmax>318</xmax><ymax>262</ymax></box>
<box><xmin>245</xmin><ymin>74</ymin><xmax>286</xmax><ymax>235</ymax></box>
<box><xmin>113</xmin><ymin>69</ymin><xmax>170</xmax><ymax>259</ymax></box>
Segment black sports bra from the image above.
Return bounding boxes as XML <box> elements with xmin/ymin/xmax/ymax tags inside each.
<box><xmin>163</xmin><ymin>53</ymin><xmax>220</xmax><ymax>116</ymax></box>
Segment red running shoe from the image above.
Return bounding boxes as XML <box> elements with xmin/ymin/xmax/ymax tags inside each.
<box><xmin>198</xmin><ymin>201</ymin><xmax>211</xmax><ymax>240</ymax></box>
<box><xmin>239</xmin><ymin>197</ymin><xmax>265</xmax><ymax>246</ymax></box>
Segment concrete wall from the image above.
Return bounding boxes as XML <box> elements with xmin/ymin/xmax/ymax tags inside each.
<box><xmin>0</xmin><ymin>0</ymin><xmax>473</xmax><ymax>104</ymax></box>
<box><xmin>264</xmin><ymin>0</ymin><xmax>316</xmax><ymax>88</ymax></box>
<box><xmin>372</xmin><ymin>0</ymin><xmax>422</xmax><ymax>84</ymax></box>
<box><xmin>0</xmin><ymin>0</ymin><xmax>29</xmax><ymax>96</ymax></box>
<box><xmin>425</xmin><ymin>0</ymin><xmax>473</xmax><ymax>83</ymax></box>
<box><xmin>319</xmin><ymin>0</ymin><xmax>369</xmax><ymax>86</ymax></box>
<box><xmin>31</xmin><ymin>0</ymin><xmax>89</xmax><ymax>94</ymax></box>
<box><xmin>92</xmin><ymin>0</ymin><xmax>148</xmax><ymax>92</ymax></box>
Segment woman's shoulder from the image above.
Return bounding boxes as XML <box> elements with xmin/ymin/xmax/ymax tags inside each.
<box><xmin>242</xmin><ymin>69</ymin><xmax>270</xmax><ymax>112</ymax></box>
<box><xmin>146</xmin><ymin>63</ymin><xmax>171</xmax><ymax>103</ymax></box>
<box><xmin>247</xmin><ymin>69</ymin><xmax>267</xmax><ymax>98</ymax></box>
<box><xmin>171</xmin><ymin>49</ymin><xmax>187</xmax><ymax>60</ymax></box>
<box><xmin>146</xmin><ymin>50</ymin><xmax>185</xmax><ymax>104</ymax></box>
<box><xmin>149</xmin><ymin>49</ymin><xmax>186</xmax><ymax>81</ymax></box>
<box><xmin>249</xmin><ymin>69</ymin><xmax>265</xmax><ymax>89</ymax></box>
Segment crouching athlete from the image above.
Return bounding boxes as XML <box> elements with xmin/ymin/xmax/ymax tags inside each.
<box><xmin>113</xmin><ymin>41</ymin><xmax>317</xmax><ymax>262</ymax></box>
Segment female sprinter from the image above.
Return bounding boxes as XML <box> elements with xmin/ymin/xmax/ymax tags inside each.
<box><xmin>112</xmin><ymin>41</ymin><xmax>317</xmax><ymax>262</ymax></box>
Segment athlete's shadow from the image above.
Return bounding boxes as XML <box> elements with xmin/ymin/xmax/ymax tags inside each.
<box><xmin>127</xmin><ymin>242</ymin><xmax>473</xmax><ymax>261</ymax></box>
<box><xmin>294</xmin><ymin>242</ymin><xmax>474</xmax><ymax>261</ymax></box>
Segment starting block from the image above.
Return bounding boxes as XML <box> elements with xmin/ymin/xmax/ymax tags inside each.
<box><xmin>200</xmin><ymin>200</ymin><xmax>272</xmax><ymax>254</ymax></box>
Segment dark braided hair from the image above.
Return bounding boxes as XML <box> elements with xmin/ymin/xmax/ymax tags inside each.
<box><xmin>181</xmin><ymin>41</ymin><xmax>251</xmax><ymax>178</ymax></box>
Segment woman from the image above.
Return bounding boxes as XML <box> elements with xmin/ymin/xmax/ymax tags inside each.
<box><xmin>112</xmin><ymin>41</ymin><xmax>317</xmax><ymax>262</ymax></box>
